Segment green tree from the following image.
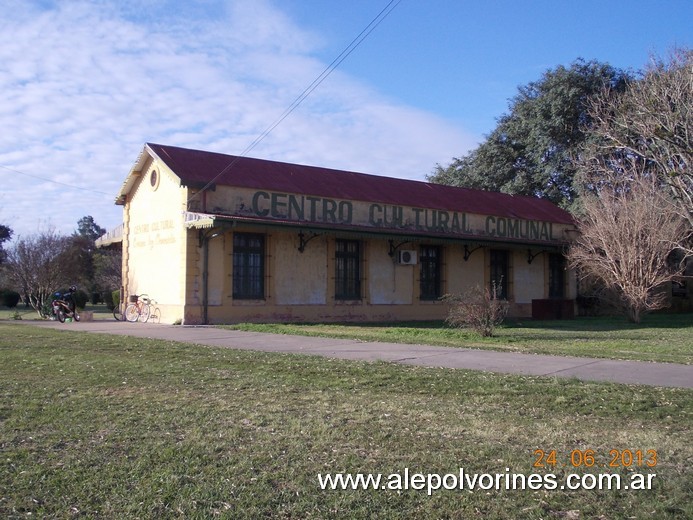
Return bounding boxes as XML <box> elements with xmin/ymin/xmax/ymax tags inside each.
<box><xmin>76</xmin><ymin>215</ymin><xmax>106</xmax><ymax>242</ymax></box>
<box><xmin>429</xmin><ymin>59</ymin><xmax>631</xmax><ymax>210</ymax></box>
<box><xmin>0</xmin><ymin>223</ymin><xmax>12</xmax><ymax>264</ymax></box>
<box><xmin>68</xmin><ymin>216</ymin><xmax>107</xmax><ymax>289</ymax></box>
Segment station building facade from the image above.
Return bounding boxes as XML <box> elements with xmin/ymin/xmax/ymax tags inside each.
<box><xmin>113</xmin><ymin>143</ymin><xmax>578</xmax><ymax>325</ymax></box>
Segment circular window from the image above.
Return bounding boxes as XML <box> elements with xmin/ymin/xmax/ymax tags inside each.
<box><xmin>150</xmin><ymin>169</ymin><xmax>159</xmax><ymax>190</ymax></box>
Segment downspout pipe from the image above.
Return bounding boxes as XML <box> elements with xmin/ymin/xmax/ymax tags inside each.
<box><xmin>200</xmin><ymin>229</ymin><xmax>222</xmax><ymax>325</ymax></box>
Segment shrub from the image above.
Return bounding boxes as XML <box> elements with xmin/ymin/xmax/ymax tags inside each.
<box><xmin>111</xmin><ymin>290</ymin><xmax>120</xmax><ymax>312</ymax></box>
<box><xmin>443</xmin><ymin>284</ymin><xmax>509</xmax><ymax>337</ymax></box>
<box><xmin>104</xmin><ymin>290</ymin><xmax>115</xmax><ymax>311</ymax></box>
<box><xmin>73</xmin><ymin>290</ymin><xmax>89</xmax><ymax>310</ymax></box>
<box><xmin>0</xmin><ymin>289</ymin><xmax>21</xmax><ymax>308</ymax></box>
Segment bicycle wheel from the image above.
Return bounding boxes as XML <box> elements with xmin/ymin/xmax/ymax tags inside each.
<box><xmin>113</xmin><ymin>306</ymin><xmax>124</xmax><ymax>321</ymax></box>
<box><xmin>124</xmin><ymin>303</ymin><xmax>139</xmax><ymax>322</ymax></box>
<box><xmin>57</xmin><ymin>309</ymin><xmax>66</xmax><ymax>323</ymax></box>
<box><xmin>139</xmin><ymin>304</ymin><xmax>151</xmax><ymax>323</ymax></box>
<box><xmin>73</xmin><ymin>312</ymin><xmax>81</xmax><ymax>322</ymax></box>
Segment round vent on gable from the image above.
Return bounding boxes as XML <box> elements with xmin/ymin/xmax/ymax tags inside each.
<box><xmin>150</xmin><ymin>169</ymin><xmax>159</xmax><ymax>190</ymax></box>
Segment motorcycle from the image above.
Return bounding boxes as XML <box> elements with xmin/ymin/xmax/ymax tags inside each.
<box><xmin>51</xmin><ymin>286</ymin><xmax>81</xmax><ymax>323</ymax></box>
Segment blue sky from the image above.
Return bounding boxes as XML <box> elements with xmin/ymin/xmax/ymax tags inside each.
<box><xmin>1</xmin><ymin>0</ymin><xmax>690</xmax><ymax>238</ymax></box>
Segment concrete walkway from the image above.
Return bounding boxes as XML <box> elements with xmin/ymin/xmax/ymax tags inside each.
<box><xmin>19</xmin><ymin>320</ymin><xmax>693</xmax><ymax>389</ymax></box>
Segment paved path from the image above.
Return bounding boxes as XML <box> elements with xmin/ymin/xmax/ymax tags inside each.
<box><xmin>17</xmin><ymin>320</ymin><xmax>693</xmax><ymax>389</ymax></box>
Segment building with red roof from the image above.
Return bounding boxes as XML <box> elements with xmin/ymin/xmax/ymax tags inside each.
<box><xmin>110</xmin><ymin>143</ymin><xmax>578</xmax><ymax>324</ymax></box>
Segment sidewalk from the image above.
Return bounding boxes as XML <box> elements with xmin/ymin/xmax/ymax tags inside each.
<box><xmin>20</xmin><ymin>320</ymin><xmax>693</xmax><ymax>389</ymax></box>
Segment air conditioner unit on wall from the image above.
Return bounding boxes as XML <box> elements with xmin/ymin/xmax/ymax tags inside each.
<box><xmin>397</xmin><ymin>250</ymin><xmax>417</xmax><ymax>265</ymax></box>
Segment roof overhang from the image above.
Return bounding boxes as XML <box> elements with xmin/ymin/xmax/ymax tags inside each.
<box><xmin>115</xmin><ymin>144</ymin><xmax>159</xmax><ymax>205</ymax></box>
<box><xmin>95</xmin><ymin>223</ymin><xmax>124</xmax><ymax>248</ymax></box>
<box><xmin>183</xmin><ymin>211</ymin><xmax>570</xmax><ymax>250</ymax></box>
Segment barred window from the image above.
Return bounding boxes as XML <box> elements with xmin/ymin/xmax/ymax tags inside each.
<box><xmin>490</xmin><ymin>249</ymin><xmax>509</xmax><ymax>299</ymax></box>
<box><xmin>420</xmin><ymin>245</ymin><xmax>442</xmax><ymax>300</ymax></box>
<box><xmin>232</xmin><ymin>233</ymin><xmax>265</xmax><ymax>299</ymax></box>
<box><xmin>548</xmin><ymin>253</ymin><xmax>566</xmax><ymax>298</ymax></box>
<box><xmin>335</xmin><ymin>239</ymin><xmax>361</xmax><ymax>300</ymax></box>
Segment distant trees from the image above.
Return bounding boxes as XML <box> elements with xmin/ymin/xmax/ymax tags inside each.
<box><xmin>431</xmin><ymin>50</ymin><xmax>692</xmax><ymax>322</ymax></box>
<box><xmin>84</xmin><ymin>216</ymin><xmax>122</xmax><ymax>299</ymax></box>
<box><xmin>93</xmin><ymin>249</ymin><xmax>122</xmax><ymax>291</ymax></box>
<box><xmin>0</xmin><ymin>223</ymin><xmax>12</xmax><ymax>264</ymax></box>
<box><xmin>3</xmin><ymin>216</ymin><xmax>120</xmax><ymax>315</ymax></box>
<box><xmin>68</xmin><ymin>216</ymin><xmax>107</xmax><ymax>289</ymax></box>
<box><xmin>76</xmin><ymin>215</ymin><xmax>107</xmax><ymax>243</ymax></box>
<box><xmin>428</xmin><ymin>59</ymin><xmax>632</xmax><ymax>211</ymax></box>
<box><xmin>4</xmin><ymin>229</ymin><xmax>73</xmax><ymax>316</ymax></box>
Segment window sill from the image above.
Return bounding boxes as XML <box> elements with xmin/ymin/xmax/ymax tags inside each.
<box><xmin>231</xmin><ymin>299</ymin><xmax>267</xmax><ymax>306</ymax></box>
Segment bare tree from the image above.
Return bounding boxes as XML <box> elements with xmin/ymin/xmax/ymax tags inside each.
<box><xmin>5</xmin><ymin>230</ymin><xmax>74</xmax><ymax>317</ymax></box>
<box><xmin>584</xmin><ymin>48</ymin><xmax>692</xmax><ymax>229</ymax></box>
<box><xmin>570</xmin><ymin>49</ymin><xmax>693</xmax><ymax>322</ymax></box>
<box><xmin>569</xmin><ymin>170</ymin><xmax>690</xmax><ymax>323</ymax></box>
<box><xmin>93</xmin><ymin>249</ymin><xmax>122</xmax><ymax>290</ymax></box>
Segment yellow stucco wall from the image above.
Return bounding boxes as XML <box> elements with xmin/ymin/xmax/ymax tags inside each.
<box><xmin>369</xmin><ymin>241</ymin><xmax>413</xmax><ymax>305</ymax></box>
<box><xmin>273</xmin><ymin>233</ymin><xmax>328</xmax><ymax>305</ymax></box>
<box><xmin>188</xmin><ymin>228</ymin><xmax>576</xmax><ymax>324</ymax></box>
<box><xmin>122</xmin><ymin>157</ymin><xmax>188</xmax><ymax>323</ymax></box>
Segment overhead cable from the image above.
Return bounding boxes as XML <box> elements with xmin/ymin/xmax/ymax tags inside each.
<box><xmin>188</xmin><ymin>0</ymin><xmax>404</xmax><ymax>203</ymax></box>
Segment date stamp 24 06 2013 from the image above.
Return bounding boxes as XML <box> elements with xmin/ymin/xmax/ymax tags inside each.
<box><xmin>533</xmin><ymin>449</ymin><xmax>657</xmax><ymax>469</ymax></box>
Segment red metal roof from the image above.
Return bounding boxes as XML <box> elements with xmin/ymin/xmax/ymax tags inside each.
<box><xmin>147</xmin><ymin>143</ymin><xmax>575</xmax><ymax>225</ymax></box>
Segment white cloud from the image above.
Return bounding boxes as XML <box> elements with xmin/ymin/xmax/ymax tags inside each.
<box><xmin>0</xmin><ymin>0</ymin><xmax>476</xmax><ymax>238</ymax></box>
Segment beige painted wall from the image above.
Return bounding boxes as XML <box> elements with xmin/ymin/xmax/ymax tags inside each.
<box><xmin>207</xmin><ymin>234</ymin><xmax>226</xmax><ymax>306</ymax></box>
<box><xmin>123</xmin><ymin>158</ymin><xmax>188</xmax><ymax>323</ymax></box>
<box><xmin>369</xmin><ymin>241</ymin><xmax>413</xmax><ymax>305</ymax></box>
<box><xmin>513</xmin><ymin>252</ymin><xmax>545</xmax><ymax>304</ymax></box>
<box><xmin>187</xmin><ymin>228</ymin><xmax>577</xmax><ymax>324</ymax></box>
<box><xmin>273</xmin><ymin>233</ymin><xmax>328</xmax><ymax>305</ymax></box>
<box><xmin>446</xmin><ymin>245</ymin><xmax>485</xmax><ymax>295</ymax></box>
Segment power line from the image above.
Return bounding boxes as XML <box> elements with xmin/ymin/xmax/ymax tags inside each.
<box><xmin>0</xmin><ymin>164</ymin><xmax>112</xmax><ymax>196</ymax></box>
<box><xmin>188</xmin><ymin>0</ymin><xmax>404</xmax><ymax>203</ymax></box>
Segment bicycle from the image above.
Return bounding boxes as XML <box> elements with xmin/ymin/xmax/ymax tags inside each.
<box><xmin>124</xmin><ymin>294</ymin><xmax>155</xmax><ymax>323</ymax></box>
<box><xmin>113</xmin><ymin>301</ymin><xmax>124</xmax><ymax>321</ymax></box>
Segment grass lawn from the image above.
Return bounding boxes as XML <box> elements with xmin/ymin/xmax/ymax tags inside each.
<box><xmin>222</xmin><ymin>313</ymin><xmax>693</xmax><ymax>365</ymax></box>
<box><xmin>1</xmin><ymin>323</ymin><xmax>691</xmax><ymax>519</ymax></box>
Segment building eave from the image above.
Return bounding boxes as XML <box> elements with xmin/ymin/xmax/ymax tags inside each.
<box><xmin>183</xmin><ymin>211</ymin><xmax>572</xmax><ymax>249</ymax></box>
<box><xmin>115</xmin><ymin>144</ymin><xmax>157</xmax><ymax>205</ymax></box>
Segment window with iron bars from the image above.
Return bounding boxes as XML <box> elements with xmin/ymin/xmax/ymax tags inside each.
<box><xmin>490</xmin><ymin>249</ymin><xmax>509</xmax><ymax>300</ymax></box>
<box><xmin>420</xmin><ymin>245</ymin><xmax>442</xmax><ymax>300</ymax></box>
<box><xmin>335</xmin><ymin>239</ymin><xmax>361</xmax><ymax>300</ymax></box>
<box><xmin>232</xmin><ymin>233</ymin><xmax>265</xmax><ymax>299</ymax></box>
